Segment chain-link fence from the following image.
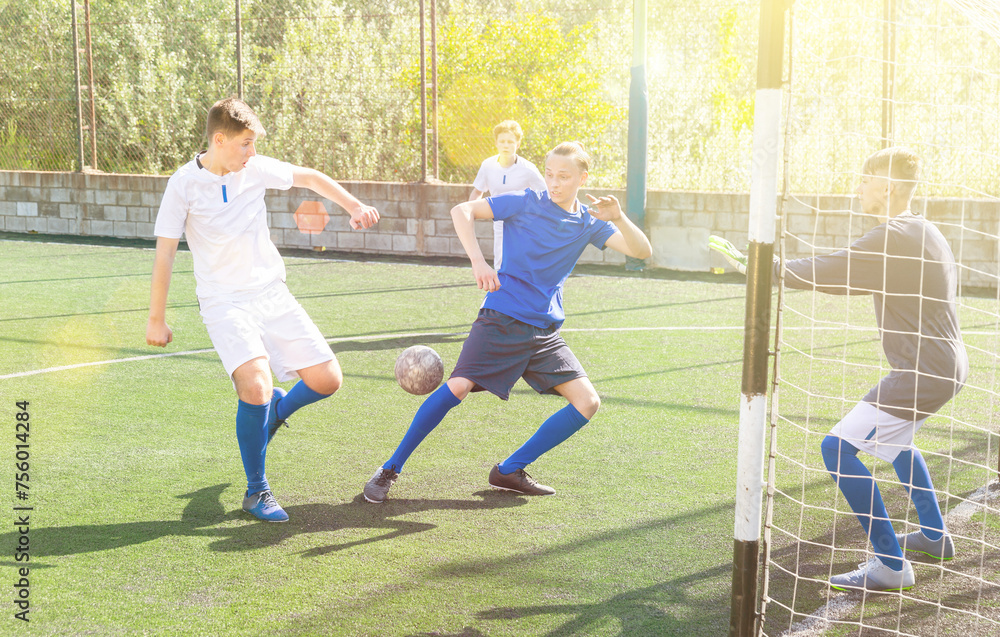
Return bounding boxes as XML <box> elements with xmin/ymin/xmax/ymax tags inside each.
<box><xmin>0</xmin><ymin>0</ymin><xmax>756</xmax><ymax>190</ymax></box>
<box><xmin>0</xmin><ymin>1</ymin><xmax>996</xmax><ymax>195</ymax></box>
<box><xmin>783</xmin><ymin>0</ymin><xmax>1000</xmax><ymax>197</ymax></box>
<box><xmin>0</xmin><ymin>1</ymin><xmax>79</xmax><ymax>172</ymax></box>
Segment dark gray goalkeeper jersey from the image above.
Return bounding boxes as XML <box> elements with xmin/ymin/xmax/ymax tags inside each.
<box><xmin>778</xmin><ymin>213</ymin><xmax>968</xmax><ymax>420</ymax></box>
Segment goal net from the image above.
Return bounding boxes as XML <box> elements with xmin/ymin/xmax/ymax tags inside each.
<box><xmin>759</xmin><ymin>0</ymin><xmax>1000</xmax><ymax>634</ymax></box>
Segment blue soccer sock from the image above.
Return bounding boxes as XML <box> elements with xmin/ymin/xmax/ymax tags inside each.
<box><xmin>275</xmin><ymin>380</ymin><xmax>332</xmax><ymax>421</ymax></box>
<box><xmin>498</xmin><ymin>404</ymin><xmax>589</xmax><ymax>474</ymax></box>
<box><xmin>383</xmin><ymin>384</ymin><xmax>462</xmax><ymax>472</ymax></box>
<box><xmin>893</xmin><ymin>448</ymin><xmax>946</xmax><ymax>541</ymax></box>
<box><xmin>821</xmin><ymin>435</ymin><xmax>904</xmax><ymax>571</ymax></box>
<box><xmin>236</xmin><ymin>400</ymin><xmax>270</xmax><ymax>495</ymax></box>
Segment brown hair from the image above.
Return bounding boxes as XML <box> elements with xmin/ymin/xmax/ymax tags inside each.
<box><xmin>545</xmin><ymin>141</ymin><xmax>591</xmax><ymax>173</ymax></box>
<box><xmin>493</xmin><ymin>120</ymin><xmax>524</xmax><ymax>142</ymax></box>
<box><xmin>205</xmin><ymin>97</ymin><xmax>266</xmax><ymax>141</ymax></box>
<box><xmin>862</xmin><ymin>146</ymin><xmax>921</xmax><ymax>196</ymax></box>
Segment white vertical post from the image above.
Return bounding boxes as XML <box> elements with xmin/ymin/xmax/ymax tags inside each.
<box><xmin>730</xmin><ymin>0</ymin><xmax>786</xmax><ymax>635</ymax></box>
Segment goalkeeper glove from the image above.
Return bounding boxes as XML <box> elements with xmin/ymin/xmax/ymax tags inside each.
<box><xmin>708</xmin><ymin>235</ymin><xmax>748</xmax><ymax>275</ymax></box>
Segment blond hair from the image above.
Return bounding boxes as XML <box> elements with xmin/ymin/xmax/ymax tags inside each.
<box><xmin>493</xmin><ymin>120</ymin><xmax>524</xmax><ymax>142</ymax></box>
<box><xmin>863</xmin><ymin>146</ymin><xmax>921</xmax><ymax>197</ymax></box>
<box><xmin>545</xmin><ymin>141</ymin><xmax>591</xmax><ymax>173</ymax></box>
<box><xmin>205</xmin><ymin>97</ymin><xmax>266</xmax><ymax>141</ymax></box>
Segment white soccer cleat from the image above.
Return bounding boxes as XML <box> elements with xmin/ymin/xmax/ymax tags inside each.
<box><xmin>896</xmin><ymin>530</ymin><xmax>955</xmax><ymax>560</ymax></box>
<box><xmin>829</xmin><ymin>557</ymin><xmax>915</xmax><ymax>591</ymax></box>
<box><xmin>363</xmin><ymin>466</ymin><xmax>399</xmax><ymax>503</ymax></box>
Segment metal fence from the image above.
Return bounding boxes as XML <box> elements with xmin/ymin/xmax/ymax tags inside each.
<box><xmin>0</xmin><ymin>0</ymin><xmax>758</xmax><ymax>190</ymax></box>
<box><xmin>0</xmin><ymin>1</ymin><xmax>996</xmax><ymax>195</ymax></box>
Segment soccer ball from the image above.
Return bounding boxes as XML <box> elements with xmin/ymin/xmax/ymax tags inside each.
<box><xmin>394</xmin><ymin>345</ymin><xmax>444</xmax><ymax>395</ymax></box>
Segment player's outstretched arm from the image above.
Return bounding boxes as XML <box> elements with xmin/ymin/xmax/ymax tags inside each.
<box><xmin>147</xmin><ymin>236</ymin><xmax>179</xmax><ymax>347</ymax></box>
<box><xmin>709</xmin><ymin>233</ymin><xmax>871</xmax><ymax>293</ymax></box>
<box><xmin>450</xmin><ymin>199</ymin><xmax>500</xmax><ymax>291</ymax></box>
<box><xmin>291</xmin><ymin>167</ymin><xmax>379</xmax><ymax>229</ymax></box>
<box><xmin>587</xmin><ymin>194</ymin><xmax>653</xmax><ymax>259</ymax></box>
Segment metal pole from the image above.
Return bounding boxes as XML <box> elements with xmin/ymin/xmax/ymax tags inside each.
<box><xmin>83</xmin><ymin>0</ymin><xmax>97</xmax><ymax>169</ymax></box>
<box><xmin>431</xmin><ymin>0</ymin><xmax>438</xmax><ymax>180</ymax></box>
<box><xmin>625</xmin><ymin>0</ymin><xmax>648</xmax><ymax>272</ymax></box>
<box><xmin>70</xmin><ymin>0</ymin><xmax>85</xmax><ymax>172</ymax></box>
<box><xmin>729</xmin><ymin>0</ymin><xmax>785</xmax><ymax>635</ymax></box>
<box><xmin>236</xmin><ymin>0</ymin><xmax>243</xmax><ymax>100</ymax></box>
<box><xmin>881</xmin><ymin>0</ymin><xmax>896</xmax><ymax>148</ymax></box>
<box><xmin>419</xmin><ymin>0</ymin><xmax>427</xmax><ymax>182</ymax></box>
<box><xmin>757</xmin><ymin>5</ymin><xmax>796</xmax><ymax>632</ymax></box>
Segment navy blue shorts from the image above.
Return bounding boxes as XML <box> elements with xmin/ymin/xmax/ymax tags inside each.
<box><xmin>450</xmin><ymin>309</ymin><xmax>587</xmax><ymax>400</ymax></box>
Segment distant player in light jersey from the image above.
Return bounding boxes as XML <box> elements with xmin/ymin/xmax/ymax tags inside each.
<box><xmin>364</xmin><ymin>142</ymin><xmax>652</xmax><ymax>503</ymax></box>
<box><xmin>468</xmin><ymin>120</ymin><xmax>545</xmax><ymax>270</ymax></box>
<box><xmin>146</xmin><ymin>97</ymin><xmax>379</xmax><ymax>522</ymax></box>
<box><xmin>713</xmin><ymin>146</ymin><xmax>968</xmax><ymax>591</ymax></box>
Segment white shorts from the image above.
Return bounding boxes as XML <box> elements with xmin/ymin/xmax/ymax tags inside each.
<box><xmin>199</xmin><ymin>281</ymin><xmax>335</xmax><ymax>383</ymax></box>
<box><xmin>829</xmin><ymin>401</ymin><xmax>927</xmax><ymax>462</ymax></box>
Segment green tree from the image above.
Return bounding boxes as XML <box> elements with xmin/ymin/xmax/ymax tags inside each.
<box><xmin>248</xmin><ymin>0</ymin><xmax>420</xmax><ymax>181</ymax></box>
<box><xmin>0</xmin><ymin>0</ymin><xmax>79</xmax><ymax>170</ymax></box>
<box><xmin>409</xmin><ymin>9</ymin><xmax>625</xmax><ymax>185</ymax></box>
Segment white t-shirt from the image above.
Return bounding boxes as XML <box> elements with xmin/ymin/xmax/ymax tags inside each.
<box><xmin>154</xmin><ymin>153</ymin><xmax>294</xmax><ymax>299</ymax></box>
<box><xmin>472</xmin><ymin>154</ymin><xmax>545</xmax><ymax>196</ymax></box>
<box><xmin>473</xmin><ymin>155</ymin><xmax>545</xmax><ymax>269</ymax></box>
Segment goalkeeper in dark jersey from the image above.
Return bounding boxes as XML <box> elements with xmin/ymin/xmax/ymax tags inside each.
<box><xmin>712</xmin><ymin>147</ymin><xmax>968</xmax><ymax>591</ymax></box>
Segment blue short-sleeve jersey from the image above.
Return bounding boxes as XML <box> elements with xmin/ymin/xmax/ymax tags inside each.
<box><xmin>482</xmin><ymin>189</ymin><xmax>617</xmax><ymax>329</ymax></box>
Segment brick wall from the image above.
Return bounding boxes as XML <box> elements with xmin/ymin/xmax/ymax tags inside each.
<box><xmin>1</xmin><ymin>170</ymin><xmax>996</xmax><ymax>289</ymax></box>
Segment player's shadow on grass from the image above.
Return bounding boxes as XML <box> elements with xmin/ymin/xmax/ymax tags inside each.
<box><xmin>208</xmin><ymin>491</ymin><xmax>528</xmax><ymax>556</ymax></box>
<box><xmin>0</xmin><ymin>483</ymin><xmax>232</xmax><ymax>562</ymax></box>
<box><xmin>0</xmin><ymin>484</ymin><xmax>526</xmax><ymax>562</ymax></box>
<box><xmin>762</xmin><ymin>474</ymin><xmax>1000</xmax><ymax>631</ymax></box>
<box><xmin>331</xmin><ymin>332</ymin><xmax>468</xmax><ymax>353</ymax></box>
<box><xmin>406</xmin><ymin>628</ymin><xmax>487</xmax><ymax>637</ymax></box>
<box><xmin>417</xmin><ymin>504</ymin><xmax>737</xmax><ymax>636</ymax></box>
<box><xmin>473</xmin><ymin>563</ymin><xmax>732</xmax><ymax>637</ymax></box>
<box><xmin>764</xmin><ymin>522</ymin><xmax>1000</xmax><ymax>633</ymax></box>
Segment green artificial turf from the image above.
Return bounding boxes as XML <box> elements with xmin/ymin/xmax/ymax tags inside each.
<box><xmin>1</xmin><ymin>237</ymin><xmax>996</xmax><ymax>636</ymax></box>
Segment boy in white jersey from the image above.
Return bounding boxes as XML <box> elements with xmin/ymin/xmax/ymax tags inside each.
<box><xmin>146</xmin><ymin>97</ymin><xmax>379</xmax><ymax>522</ymax></box>
<box><xmin>468</xmin><ymin>120</ymin><xmax>545</xmax><ymax>269</ymax></box>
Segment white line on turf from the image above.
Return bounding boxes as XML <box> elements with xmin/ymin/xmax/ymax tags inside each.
<box><xmin>0</xmin><ymin>348</ymin><xmax>217</xmax><ymax>380</ymax></box>
<box><xmin>3</xmin><ymin>325</ymin><xmax>992</xmax><ymax>382</ymax></box>
<box><xmin>776</xmin><ymin>596</ymin><xmax>858</xmax><ymax>636</ymax></box>
<box><xmin>0</xmin><ymin>325</ymin><xmax>745</xmax><ymax>381</ymax></box>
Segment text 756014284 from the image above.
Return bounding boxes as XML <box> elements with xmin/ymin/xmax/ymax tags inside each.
<box><xmin>13</xmin><ymin>400</ymin><xmax>31</xmax><ymax>623</ymax></box>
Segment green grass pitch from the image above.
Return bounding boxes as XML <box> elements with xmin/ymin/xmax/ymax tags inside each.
<box><xmin>0</xmin><ymin>238</ymin><xmax>746</xmax><ymax>636</ymax></box>
<box><xmin>0</xmin><ymin>237</ymin><xmax>996</xmax><ymax>635</ymax></box>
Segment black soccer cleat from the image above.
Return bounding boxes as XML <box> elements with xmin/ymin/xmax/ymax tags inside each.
<box><xmin>488</xmin><ymin>464</ymin><xmax>555</xmax><ymax>496</ymax></box>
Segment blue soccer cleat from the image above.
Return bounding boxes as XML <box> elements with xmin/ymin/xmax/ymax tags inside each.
<box><xmin>266</xmin><ymin>387</ymin><xmax>288</xmax><ymax>443</ymax></box>
<box><xmin>242</xmin><ymin>489</ymin><xmax>289</xmax><ymax>522</ymax></box>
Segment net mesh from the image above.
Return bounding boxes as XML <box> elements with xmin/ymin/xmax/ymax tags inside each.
<box><xmin>760</xmin><ymin>0</ymin><xmax>1000</xmax><ymax>634</ymax></box>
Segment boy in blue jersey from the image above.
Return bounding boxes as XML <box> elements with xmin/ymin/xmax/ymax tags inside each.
<box><xmin>364</xmin><ymin>142</ymin><xmax>652</xmax><ymax>502</ymax></box>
